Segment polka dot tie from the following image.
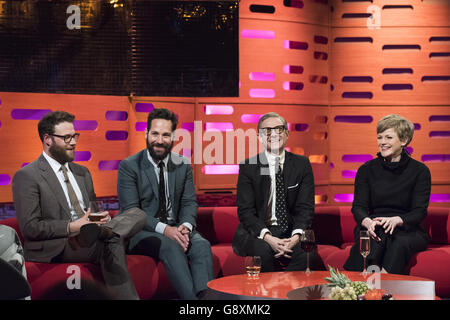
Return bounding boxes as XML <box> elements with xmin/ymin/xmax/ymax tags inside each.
<box><xmin>275</xmin><ymin>157</ymin><xmax>289</xmax><ymax>233</ymax></box>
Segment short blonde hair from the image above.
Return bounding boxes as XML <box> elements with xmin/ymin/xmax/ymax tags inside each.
<box><xmin>377</xmin><ymin>114</ymin><xmax>414</xmax><ymax>146</ymax></box>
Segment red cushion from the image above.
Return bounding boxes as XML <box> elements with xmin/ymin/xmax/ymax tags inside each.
<box><xmin>212</xmin><ymin>244</ymin><xmax>245</xmax><ymax>277</ymax></box>
<box><xmin>422</xmin><ymin>207</ymin><xmax>450</xmax><ymax>244</ymax></box>
<box><xmin>408</xmin><ymin>245</ymin><xmax>450</xmax><ymax>298</ymax></box>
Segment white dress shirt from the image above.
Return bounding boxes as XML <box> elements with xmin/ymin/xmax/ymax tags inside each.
<box><xmin>259</xmin><ymin>150</ymin><xmax>304</xmax><ymax>239</ymax></box>
<box><xmin>42</xmin><ymin>151</ymin><xmax>86</xmax><ymax>222</ymax></box>
<box><xmin>147</xmin><ymin>151</ymin><xmax>193</xmax><ymax>235</ymax></box>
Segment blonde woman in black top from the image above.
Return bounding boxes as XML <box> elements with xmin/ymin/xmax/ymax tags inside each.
<box><xmin>344</xmin><ymin>114</ymin><xmax>431</xmax><ymax>274</ymax></box>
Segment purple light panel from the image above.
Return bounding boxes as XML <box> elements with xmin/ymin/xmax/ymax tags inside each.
<box><xmin>342</xmin><ymin>170</ymin><xmax>357</xmax><ymax>179</ymax></box>
<box><xmin>429</xmin><ymin>131</ymin><xmax>450</xmax><ymax>138</ymax></box>
<box><xmin>241</xmin><ymin>29</ymin><xmax>275</xmax><ymax>39</ymax></box>
<box><xmin>249</xmin><ymin>89</ymin><xmax>275</xmax><ymax>98</ymax></box>
<box><xmin>105</xmin><ymin>131</ymin><xmax>128</xmax><ymax>140</ymax></box>
<box><xmin>74</xmin><ymin>120</ymin><xmax>98</xmax><ymax>131</ymax></box>
<box><xmin>181</xmin><ymin>122</ymin><xmax>195</xmax><ymax>132</ymax></box>
<box><xmin>0</xmin><ymin>174</ymin><xmax>11</xmax><ymax>186</ymax></box>
<box><xmin>135</xmin><ymin>122</ymin><xmax>147</xmax><ymax>132</ymax></box>
<box><xmin>105</xmin><ymin>111</ymin><xmax>128</xmax><ymax>121</ymax></box>
<box><xmin>283</xmin><ymin>40</ymin><xmax>308</xmax><ymax>50</ymax></box>
<box><xmin>202</xmin><ymin>165</ymin><xmax>239</xmax><ymax>175</ymax></box>
<box><xmin>294</xmin><ymin>123</ymin><xmax>309</xmax><ymax>132</ymax></box>
<box><xmin>11</xmin><ymin>109</ymin><xmax>52</xmax><ymax>120</ymax></box>
<box><xmin>205</xmin><ymin>122</ymin><xmax>234</xmax><ymax>132</ymax></box>
<box><xmin>430</xmin><ymin>194</ymin><xmax>450</xmax><ymax>202</ymax></box>
<box><xmin>342</xmin><ymin>154</ymin><xmax>373</xmax><ymax>162</ymax></box>
<box><xmin>135</xmin><ymin>103</ymin><xmax>154</xmax><ymax>112</ymax></box>
<box><xmin>98</xmin><ymin>160</ymin><xmax>121</xmax><ymax>171</ymax></box>
<box><xmin>405</xmin><ymin>146</ymin><xmax>414</xmax><ymax>154</ymax></box>
<box><xmin>421</xmin><ymin>154</ymin><xmax>450</xmax><ymax>162</ymax></box>
<box><xmin>334</xmin><ymin>194</ymin><xmax>354</xmax><ymax>203</ymax></box>
<box><xmin>342</xmin><ymin>92</ymin><xmax>373</xmax><ymax>99</ymax></box>
<box><xmin>249</xmin><ymin>72</ymin><xmax>275</xmax><ymax>81</ymax></box>
<box><xmin>334</xmin><ymin>116</ymin><xmax>373</xmax><ymax>123</ymax></box>
<box><xmin>74</xmin><ymin>151</ymin><xmax>92</xmax><ymax>162</ymax></box>
<box><xmin>283</xmin><ymin>65</ymin><xmax>303</xmax><ymax>74</ymax></box>
<box><xmin>241</xmin><ymin>114</ymin><xmax>262</xmax><ymax>124</ymax></box>
<box><xmin>283</xmin><ymin>81</ymin><xmax>304</xmax><ymax>91</ymax></box>
<box><xmin>204</xmin><ymin>105</ymin><xmax>234</xmax><ymax>115</ymax></box>
<box><xmin>429</xmin><ymin>115</ymin><xmax>450</xmax><ymax>122</ymax></box>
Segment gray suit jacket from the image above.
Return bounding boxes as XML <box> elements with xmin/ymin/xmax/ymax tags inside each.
<box><xmin>12</xmin><ymin>154</ymin><xmax>95</xmax><ymax>262</ymax></box>
<box><xmin>117</xmin><ymin>150</ymin><xmax>198</xmax><ymax>251</ymax></box>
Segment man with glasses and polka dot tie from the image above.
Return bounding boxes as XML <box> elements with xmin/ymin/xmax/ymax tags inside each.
<box><xmin>233</xmin><ymin>112</ymin><xmax>316</xmax><ymax>272</ymax></box>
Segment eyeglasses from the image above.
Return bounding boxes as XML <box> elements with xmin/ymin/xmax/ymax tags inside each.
<box><xmin>259</xmin><ymin>125</ymin><xmax>286</xmax><ymax>136</ymax></box>
<box><xmin>49</xmin><ymin>133</ymin><xmax>80</xmax><ymax>143</ymax></box>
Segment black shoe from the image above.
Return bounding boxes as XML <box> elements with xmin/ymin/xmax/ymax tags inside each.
<box><xmin>76</xmin><ymin>224</ymin><xmax>101</xmax><ymax>248</ymax></box>
<box><xmin>76</xmin><ymin>224</ymin><xmax>115</xmax><ymax>248</ymax></box>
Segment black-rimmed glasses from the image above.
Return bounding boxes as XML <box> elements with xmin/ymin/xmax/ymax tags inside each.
<box><xmin>259</xmin><ymin>125</ymin><xmax>286</xmax><ymax>136</ymax></box>
<box><xmin>49</xmin><ymin>133</ymin><xmax>80</xmax><ymax>143</ymax></box>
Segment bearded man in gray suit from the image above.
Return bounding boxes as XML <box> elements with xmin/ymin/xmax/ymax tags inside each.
<box><xmin>12</xmin><ymin>111</ymin><xmax>146</xmax><ymax>300</ymax></box>
<box><xmin>117</xmin><ymin>108</ymin><xmax>213</xmax><ymax>300</ymax></box>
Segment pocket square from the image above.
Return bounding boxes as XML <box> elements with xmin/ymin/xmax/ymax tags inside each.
<box><xmin>287</xmin><ymin>183</ymin><xmax>299</xmax><ymax>189</ymax></box>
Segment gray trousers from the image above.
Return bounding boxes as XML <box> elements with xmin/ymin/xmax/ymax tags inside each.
<box><xmin>55</xmin><ymin>208</ymin><xmax>146</xmax><ymax>300</ymax></box>
<box><xmin>130</xmin><ymin>230</ymin><xmax>214</xmax><ymax>300</ymax></box>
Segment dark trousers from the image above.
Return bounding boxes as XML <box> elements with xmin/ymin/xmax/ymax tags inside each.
<box><xmin>54</xmin><ymin>208</ymin><xmax>146</xmax><ymax>300</ymax></box>
<box><xmin>129</xmin><ymin>230</ymin><xmax>214</xmax><ymax>300</ymax></box>
<box><xmin>344</xmin><ymin>226</ymin><xmax>429</xmax><ymax>274</ymax></box>
<box><xmin>244</xmin><ymin>226</ymin><xmax>314</xmax><ymax>273</ymax></box>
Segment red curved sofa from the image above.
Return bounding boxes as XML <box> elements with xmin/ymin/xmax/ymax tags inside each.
<box><xmin>1</xmin><ymin>206</ymin><xmax>449</xmax><ymax>299</ymax></box>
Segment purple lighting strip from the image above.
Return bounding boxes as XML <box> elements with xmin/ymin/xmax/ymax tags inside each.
<box><xmin>135</xmin><ymin>103</ymin><xmax>154</xmax><ymax>112</ymax></box>
<box><xmin>98</xmin><ymin>160</ymin><xmax>121</xmax><ymax>171</ymax></box>
<box><xmin>241</xmin><ymin>29</ymin><xmax>275</xmax><ymax>39</ymax></box>
<box><xmin>342</xmin><ymin>154</ymin><xmax>373</xmax><ymax>162</ymax></box>
<box><xmin>430</xmin><ymin>194</ymin><xmax>450</xmax><ymax>203</ymax></box>
<box><xmin>334</xmin><ymin>194</ymin><xmax>354</xmax><ymax>203</ymax></box>
<box><xmin>204</xmin><ymin>105</ymin><xmax>234</xmax><ymax>115</ymax></box>
<box><xmin>74</xmin><ymin>120</ymin><xmax>98</xmax><ymax>131</ymax></box>
<box><xmin>11</xmin><ymin>109</ymin><xmax>52</xmax><ymax>120</ymax></box>
<box><xmin>241</xmin><ymin>114</ymin><xmax>262</xmax><ymax>124</ymax></box>
<box><xmin>249</xmin><ymin>72</ymin><xmax>275</xmax><ymax>81</ymax></box>
<box><xmin>0</xmin><ymin>174</ymin><xmax>11</xmax><ymax>186</ymax></box>
<box><xmin>202</xmin><ymin>165</ymin><xmax>239</xmax><ymax>175</ymax></box>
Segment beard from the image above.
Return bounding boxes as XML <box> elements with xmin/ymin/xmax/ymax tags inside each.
<box><xmin>147</xmin><ymin>139</ymin><xmax>173</xmax><ymax>161</ymax></box>
<box><xmin>49</xmin><ymin>142</ymin><xmax>75</xmax><ymax>164</ymax></box>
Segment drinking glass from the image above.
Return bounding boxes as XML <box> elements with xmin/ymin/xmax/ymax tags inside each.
<box><xmin>245</xmin><ymin>256</ymin><xmax>262</xmax><ymax>279</ymax></box>
<box><xmin>300</xmin><ymin>230</ymin><xmax>315</xmax><ymax>275</ymax></box>
<box><xmin>88</xmin><ymin>200</ymin><xmax>105</xmax><ymax>222</ymax></box>
<box><xmin>360</xmin><ymin>231</ymin><xmax>370</xmax><ymax>275</ymax></box>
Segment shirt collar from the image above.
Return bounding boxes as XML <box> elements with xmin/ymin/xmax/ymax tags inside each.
<box><xmin>264</xmin><ymin>150</ymin><xmax>285</xmax><ymax>165</ymax></box>
<box><xmin>42</xmin><ymin>151</ymin><xmax>69</xmax><ymax>174</ymax></box>
<box><xmin>146</xmin><ymin>150</ymin><xmax>169</xmax><ymax>169</ymax></box>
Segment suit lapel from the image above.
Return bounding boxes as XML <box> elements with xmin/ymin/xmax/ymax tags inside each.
<box><xmin>283</xmin><ymin>151</ymin><xmax>294</xmax><ymax>193</ymax></box>
<box><xmin>69</xmin><ymin>162</ymin><xmax>90</xmax><ymax>210</ymax></box>
<box><xmin>141</xmin><ymin>150</ymin><xmax>159</xmax><ymax>201</ymax></box>
<box><xmin>258</xmin><ymin>153</ymin><xmax>271</xmax><ymax>218</ymax></box>
<box><xmin>38</xmin><ymin>155</ymin><xmax>71</xmax><ymax>218</ymax></box>
<box><xmin>167</xmin><ymin>154</ymin><xmax>176</xmax><ymax>211</ymax></box>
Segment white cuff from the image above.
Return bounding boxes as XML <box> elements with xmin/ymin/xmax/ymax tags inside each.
<box><xmin>155</xmin><ymin>222</ymin><xmax>168</xmax><ymax>235</ymax></box>
<box><xmin>259</xmin><ymin>228</ymin><xmax>271</xmax><ymax>240</ymax></box>
<box><xmin>291</xmin><ymin>229</ymin><xmax>304</xmax><ymax>237</ymax></box>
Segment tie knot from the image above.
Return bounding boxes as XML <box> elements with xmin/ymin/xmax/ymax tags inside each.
<box><xmin>158</xmin><ymin>161</ymin><xmax>165</xmax><ymax>169</ymax></box>
<box><xmin>60</xmin><ymin>165</ymin><xmax>69</xmax><ymax>181</ymax></box>
<box><xmin>275</xmin><ymin>157</ymin><xmax>282</xmax><ymax>174</ymax></box>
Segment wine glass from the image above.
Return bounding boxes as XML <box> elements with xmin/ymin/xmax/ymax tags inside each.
<box><xmin>88</xmin><ymin>200</ymin><xmax>105</xmax><ymax>222</ymax></box>
<box><xmin>360</xmin><ymin>230</ymin><xmax>370</xmax><ymax>275</ymax></box>
<box><xmin>300</xmin><ymin>230</ymin><xmax>315</xmax><ymax>275</ymax></box>
<box><xmin>245</xmin><ymin>256</ymin><xmax>262</xmax><ymax>279</ymax></box>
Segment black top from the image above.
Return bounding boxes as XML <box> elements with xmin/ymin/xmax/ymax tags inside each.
<box><xmin>352</xmin><ymin>149</ymin><xmax>431</xmax><ymax>232</ymax></box>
